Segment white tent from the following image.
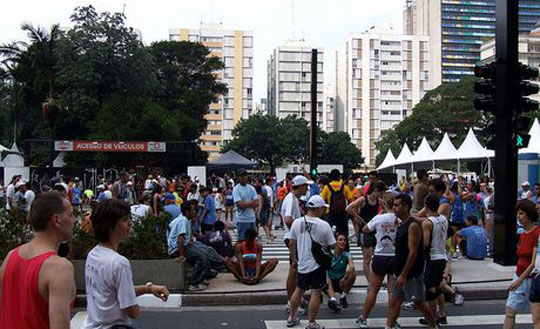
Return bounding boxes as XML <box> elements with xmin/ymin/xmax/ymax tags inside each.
<box><xmin>377</xmin><ymin>149</ymin><xmax>396</xmax><ymax>171</ymax></box>
<box><xmin>1</xmin><ymin>144</ymin><xmax>24</xmax><ymax>167</ymax></box>
<box><xmin>432</xmin><ymin>133</ymin><xmax>458</xmax><ymax>162</ymax></box>
<box><xmin>393</xmin><ymin>143</ymin><xmax>414</xmax><ymax>166</ymax></box>
<box><xmin>455</xmin><ymin>128</ymin><xmax>494</xmax><ymax>160</ymax></box>
<box><xmin>520</xmin><ymin>118</ymin><xmax>540</xmax><ymax>154</ymax></box>
<box><xmin>411</xmin><ymin>137</ymin><xmax>434</xmax><ymax>163</ymax></box>
<box><xmin>53</xmin><ymin>151</ymin><xmax>67</xmax><ymax>168</ymax></box>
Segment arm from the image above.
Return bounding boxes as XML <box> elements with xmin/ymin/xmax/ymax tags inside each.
<box><xmin>439</xmin><ymin>203</ymin><xmax>451</xmax><ymax>220</ymax></box>
<box><xmin>0</xmin><ymin>249</ymin><xmax>14</xmax><ymax>301</ymax></box>
<box><xmin>346</xmin><ymin>197</ymin><xmax>366</xmax><ymax>225</ymax></box>
<box><xmin>176</xmin><ymin>234</ymin><xmax>186</xmax><ymax>259</ymax></box>
<box><xmin>235</xmin><ymin>244</ymin><xmax>248</xmax><ymax>282</ymax></box>
<box><xmin>396</xmin><ymin>222</ymin><xmax>421</xmax><ymax>287</ymax></box>
<box><xmin>254</xmin><ymin>244</ymin><xmax>263</xmax><ymax>281</ymax></box>
<box><xmin>289</xmin><ymin>239</ymin><xmax>298</xmax><ymax>268</ymax></box>
<box><xmin>133</xmin><ymin>283</ymin><xmax>169</xmax><ymax>300</ymax></box>
<box><xmin>422</xmin><ymin>220</ymin><xmax>432</xmax><ymax>252</ymax></box>
<box><xmin>47</xmin><ymin>258</ymin><xmax>76</xmax><ymax>329</ymax></box>
<box><xmin>509</xmin><ymin>246</ymin><xmax>538</xmax><ymax>291</ymax></box>
<box><xmin>346</xmin><ymin>253</ymin><xmax>356</xmax><ymax>273</ymax></box>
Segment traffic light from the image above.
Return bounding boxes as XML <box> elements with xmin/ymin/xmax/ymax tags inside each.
<box><xmin>513</xmin><ymin>63</ymin><xmax>539</xmax><ymax>149</ymax></box>
<box><xmin>474</xmin><ymin>62</ymin><xmax>497</xmax><ymax>149</ymax></box>
<box><xmin>310</xmin><ymin>167</ymin><xmax>318</xmax><ymax>179</ymax></box>
<box><xmin>316</xmin><ymin>139</ymin><xmax>324</xmax><ymax>159</ymax></box>
<box><xmin>485</xmin><ymin>119</ymin><xmax>497</xmax><ymax>150</ymax></box>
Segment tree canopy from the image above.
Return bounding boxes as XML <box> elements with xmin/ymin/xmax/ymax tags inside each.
<box><xmin>222</xmin><ymin>114</ymin><xmax>363</xmax><ymax>172</ymax></box>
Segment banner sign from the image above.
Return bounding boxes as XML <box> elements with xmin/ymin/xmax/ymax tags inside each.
<box><xmin>54</xmin><ymin>141</ymin><xmax>166</xmax><ymax>153</ymax></box>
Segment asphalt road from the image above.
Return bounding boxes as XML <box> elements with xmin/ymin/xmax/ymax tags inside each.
<box><xmin>73</xmin><ymin>300</ymin><xmax>534</xmax><ymax>329</ymax></box>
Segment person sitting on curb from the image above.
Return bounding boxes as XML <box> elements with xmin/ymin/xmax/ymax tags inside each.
<box><xmin>84</xmin><ymin>199</ymin><xmax>169</xmax><ymax>328</ymax></box>
<box><xmin>168</xmin><ymin>200</ymin><xmax>214</xmax><ymax>291</ymax></box>
<box><xmin>325</xmin><ymin>232</ymin><xmax>356</xmax><ymax>313</ymax></box>
<box><xmin>454</xmin><ymin>215</ymin><xmax>487</xmax><ymax>260</ymax></box>
<box><xmin>224</xmin><ymin>228</ymin><xmax>278</xmax><ymax>284</ymax></box>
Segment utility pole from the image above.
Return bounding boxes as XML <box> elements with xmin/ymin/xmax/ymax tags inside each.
<box><xmin>310</xmin><ymin>49</ymin><xmax>318</xmax><ymax>177</ymax></box>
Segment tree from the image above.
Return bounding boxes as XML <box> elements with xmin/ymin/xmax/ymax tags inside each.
<box><xmin>319</xmin><ymin>131</ymin><xmax>364</xmax><ymax>172</ymax></box>
<box><xmin>375</xmin><ymin>77</ymin><xmax>487</xmax><ymax>166</ymax></box>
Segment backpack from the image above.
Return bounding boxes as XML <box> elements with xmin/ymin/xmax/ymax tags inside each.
<box><xmin>328</xmin><ymin>183</ymin><xmax>347</xmax><ymax>215</ymax></box>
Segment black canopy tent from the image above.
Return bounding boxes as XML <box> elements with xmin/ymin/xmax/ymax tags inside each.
<box><xmin>206</xmin><ymin>150</ymin><xmax>259</xmax><ymax>172</ymax></box>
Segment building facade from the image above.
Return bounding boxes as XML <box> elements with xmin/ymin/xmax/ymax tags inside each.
<box><xmin>267</xmin><ymin>40</ymin><xmax>324</xmax><ymax>124</ymax></box>
<box><xmin>404</xmin><ymin>0</ymin><xmax>540</xmax><ymax>88</ymax></box>
<box><xmin>336</xmin><ymin>29</ymin><xmax>430</xmax><ymax>165</ymax></box>
<box><xmin>323</xmin><ymin>84</ymin><xmax>336</xmax><ymax>133</ymax></box>
<box><xmin>169</xmin><ymin>24</ymin><xmax>254</xmax><ymax>160</ymax></box>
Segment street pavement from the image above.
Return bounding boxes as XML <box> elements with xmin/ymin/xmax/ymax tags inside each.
<box><xmin>70</xmin><ymin>300</ymin><xmax>534</xmax><ymax>328</ymax></box>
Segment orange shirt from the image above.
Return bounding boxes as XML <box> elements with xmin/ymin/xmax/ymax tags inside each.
<box><xmin>277</xmin><ymin>187</ymin><xmax>288</xmax><ymax>201</ymax></box>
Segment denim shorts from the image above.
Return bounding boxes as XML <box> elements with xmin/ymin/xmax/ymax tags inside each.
<box><xmin>506</xmin><ymin>273</ymin><xmax>532</xmax><ymax>312</ymax></box>
<box><xmin>530</xmin><ymin>273</ymin><xmax>540</xmax><ymax>303</ymax></box>
<box><xmin>236</xmin><ymin>222</ymin><xmax>255</xmax><ymax>240</ymax></box>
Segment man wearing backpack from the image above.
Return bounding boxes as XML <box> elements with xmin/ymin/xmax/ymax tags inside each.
<box><xmin>321</xmin><ymin>169</ymin><xmax>354</xmax><ymax>245</ymax></box>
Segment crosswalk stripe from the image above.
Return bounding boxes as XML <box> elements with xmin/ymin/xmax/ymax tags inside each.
<box><xmin>265</xmin><ymin>314</ymin><xmax>533</xmax><ymax>329</ymax></box>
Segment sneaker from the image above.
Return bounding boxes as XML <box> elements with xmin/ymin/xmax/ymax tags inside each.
<box><xmin>453</xmin><ymin>288</ymin><xmax>464</xmax><ymax>306</ymax></box>
<box><xmin>328</xmin><ymin>299</ymin><xmax>341</xmax><ymax>313</ymax></box>
<box><xmin>305</xmin><ymin>322</ymin><xmax>324</xmax><ymax>329</ymax></box>
<box><xmin>355</xmin><ymin>316</ymin><xmax>368</xmax><ymax>329</ymax></box>
<box><xmin>299</xmin><ymin>299</ymin><xmax>308</xmax><ymax>315</ymax></box>
<box><xmin>339</xmin><ymin>295</ymin><xmax>348</xmax><ymax>308</ymax></box>
<box><xmin>188</xmin><ymin>284</ymin><xmax>206</xmax><ymax>291</ymax></box>
<box><xmin>287</xmin><ymin>317</ymin><xmax>300</xmax><ymax>328</ymax></box>
<box><xmin>201</xmin><ymin>280</ymin><xmax>210</xmax><ymax>286</ymax></box>
<box><xmin>402</xmin><ymin>301</ymin><xmax>416</xmax><ymax>310</ymax></box>
<box><xmin>438</xmin><ymin>317</ymin><xmax>447</xmax><ymax>325</ymax></box>
<box><xmin>285</xmin><ymin>301</ymin><xmax>291</xmax><ymax>313</ymax></box>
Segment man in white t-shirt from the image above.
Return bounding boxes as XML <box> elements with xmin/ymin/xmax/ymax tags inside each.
<box><xmin>24</xmin><ymin>182</ymin><xmax>36</xmax><ymax>212</ymax></box>
<box><xmin>287</xmin><ymin>195</ymin><xmax>336</xmax><ymax>329</ymax></box>
<box><xmin>356</xmin><ymin>193</ymin><xmax>399</xmax><ymax>328</ymax></box>
<box><xmin>281</xmin><ymin>175</ymin><xmax>311</xmax><ymax>314</ymax></box>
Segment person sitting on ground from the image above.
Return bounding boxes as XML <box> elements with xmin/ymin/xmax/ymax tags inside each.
<box><xmin>325</xmin><ymin>232</ymin><xmax>356</xmax><ymax>313</ymax></box>
<box><xmin>84</xmin><ymin>199</ymin><xmax>169</xmax><ymax>328</ymax></box>
<box><xmin>224</xmin><ymin>228</ymin><xmax>278</xmax><ymax>284</ymax></box>
<box><xmin>168</xmin><ymin>200</ymin><xmax>214</xmax><ymax>291</ymax></box>
<box><xmin>455</xmin><ymin>215</ymin><xmax>487</xmax><ymax>260</ymax></box>
<box><xmin>201</xmin><ymin>220</ymin><xmax>233</xmax><ymax>258</ymax></box>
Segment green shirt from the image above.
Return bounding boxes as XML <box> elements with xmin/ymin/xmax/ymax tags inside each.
<box><xmin>328</xmin><ymin>251</ymin><xmax>351</xmax><ymax>280</ymax></box>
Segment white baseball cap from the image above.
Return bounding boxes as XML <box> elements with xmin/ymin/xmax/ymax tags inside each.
<box><xmin>522</xmin><ymin>181</ymin><xmax>530</xmax><ymax>186</ymax></box>
<box><xmin>15</xmin><ymin>181</ymin><xmax>25</xmax><ymax>189</ymax></box>
<box><xmin>291</xmin><ymin>175</ymin><xmax>313</xmax><ymax>187</ymax></box>
<box><xmin>306</xmin><ymin>195</ymin><xmax>329</xmax><ymax>208</ymax></box>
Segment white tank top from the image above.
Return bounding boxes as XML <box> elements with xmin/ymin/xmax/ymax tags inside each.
<box><xmin>428</xmin><ymin>215</ymin><xmax>448</xmax><ymax>261</ymax></box>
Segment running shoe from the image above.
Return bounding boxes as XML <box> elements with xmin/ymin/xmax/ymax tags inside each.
<box><xmin>287</xmin><ymin>317</ymin><xmax>300</xmax><ymax>328</ymax></box>
<box><xmin>187</xmin><ymin>284</ymin><xmax>206</xmax><ymax>291</ymax></box>
<box><xmin>402</xmin><ymin>301</ymin><xmax>416</xmax><ymax>310</ymax></box>
<box><xmin>339</xmin><ymin>295</ymin><xmax>348</xmax><ymax>308</ymax></box>
<box><xmin>305</xmin><ymin>322</ymin><xmax>324</xmax><ymax>329</ymax></box>
<box><xmin>328</xmin><ymin>299</ymin><xmax>341</xmax><ymax>313</ymax></box>
<box><xmin>355</xmin><ymin>316</ymin><xmax>368</xmax><ymax>329</ymax></box>
<box><xmin>453</xmin><ymin>287</ymin><xmax>464</xmax><ymax>306</ymax></box>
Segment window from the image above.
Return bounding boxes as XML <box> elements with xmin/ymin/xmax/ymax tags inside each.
<box><xmin>301</xmin><ymin>102</ymin><xmax>306</xmax><ymax>108</ymax></box>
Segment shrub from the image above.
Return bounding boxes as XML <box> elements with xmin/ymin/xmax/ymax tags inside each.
<box><xmin>0</xmin><ymin>211</ymin><xmax>31</xmax><ymax>259</ymax></box>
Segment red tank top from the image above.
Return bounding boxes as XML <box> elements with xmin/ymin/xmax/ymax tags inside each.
<box><xmin>241</xmin><ymin>242</ymin><xmax>259</xmax><ymax>269</ymax></box>
<box><xmin>0</xmin><ymin>247</ymin><xmax>57</xmax><ymax>329</ymax></box>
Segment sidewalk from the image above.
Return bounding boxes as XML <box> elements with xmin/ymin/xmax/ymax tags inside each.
<box><xmin>180</xmin><ymin>258</ymin><xmax>515</xmax><ymax>306</ymax></box>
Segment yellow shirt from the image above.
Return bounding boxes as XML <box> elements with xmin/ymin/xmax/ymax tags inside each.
<box><xmin>173</xmin><ymin>192</ymin><xmax>183</xmax><ymax>207</ymax></box>
<box><xmin>321</xmin><ymin>180</ymin><xmax>354</xmax><ymax>207</ymax></box>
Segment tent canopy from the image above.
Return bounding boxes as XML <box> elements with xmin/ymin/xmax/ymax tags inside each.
<box><xmin>206</xmin><ymin>150</ymin><xmax>259</xmax><ymax>171</ymax></box>
<box><xmin>377</xmin><ymin>149</ymin><xmax>396</xmax><ymax>171</ymax></box>
<box><xmin>520</xmin><ymin>118</ymin><xmax>540</xmax><ymax>154</ymax></box>
<box><xmin>455</xmin><ymin>128</ymin><xmax>494</xmax><ymax>160</ymax></box>
<box><xmin>411</xmin><ymin>137</ymin><xmax>434</xmax><ymax>163</ymax></box>
<box><xmin>1</xmin><ymin>143</ymin><xmax>24</xmax><ymax>167</ymax></box>
<box><xmin>394</xmin><ymin>143</ymin><xmax>414</xmax><ymax>166</ymax></box>
<box><xmin>432</xmin><ymin>133</ymin><xmax>458</xmax><ymax>162</ymax></box>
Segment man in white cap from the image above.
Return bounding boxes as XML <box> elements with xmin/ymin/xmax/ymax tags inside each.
<box><xmin>282</xmin><ymin>175</ymin><xmax>312</xmax><ymax>314</ymax></box>
<box><xmin>519</xmin><ymin>181</ymin><xmax>533</xmax><ymax>201</ymax></box>
<box><xmin>287</xmin><ymin>195</ymin><xmax>336</xmax><ymax>329</ymax></box>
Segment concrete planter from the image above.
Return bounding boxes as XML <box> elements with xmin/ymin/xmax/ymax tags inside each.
<box><xmin>72</xmin><ymin>259</ymin><xmax>186</xmax><ymax>292</ymax></box>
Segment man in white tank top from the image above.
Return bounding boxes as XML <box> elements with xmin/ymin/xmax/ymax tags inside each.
<box><xmin>421</xmin><ymin>193</ymin><xmax>449</xmax><ymax>326</ymax></box>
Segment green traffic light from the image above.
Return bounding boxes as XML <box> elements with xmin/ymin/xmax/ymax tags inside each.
<box><xmin>517</xmin><ymin>135</ymin><xmax>524</xmax><ymax>147</ymax></box>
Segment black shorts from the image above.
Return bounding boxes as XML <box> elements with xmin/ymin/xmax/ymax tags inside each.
<box><xmin>371</xmin><ymin>255</ymin><xmax>395</xmax><ymax>277</ymax></box>
<box><xmin>424</xmin><ymin>259</ymin><xmax>446</xmax><ymax>289</ymax></box>
<box><xmin>358</xmin><ymin>232</ymin><xmax>377</xmax><ymax>248</ymax></box>
<box><xmin>324</xmin><ymin>278</ymin><xmax>343</xmax><ymax>293</ymax></box>
<box><xmin>450</xmin><ymin>221</ymin><xmax>465</xmax><ymax>230</ymax></box>
<box><xmin>297</xmin><ymin>266</ymin><xmax>327</xmax><ymax>290</ymax></box>
<box><xmin>530</xmin><ymin>274</ymin><xmax>540</xmax><ymax>303</ymax></box>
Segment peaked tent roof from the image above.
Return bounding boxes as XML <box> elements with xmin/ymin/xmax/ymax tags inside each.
<box><xmin>206</xmin><ymin>150</ymin><xmax>259</xmax><ymax>171</ymax></box>
<box><xmin>411</xmin><ymin>137</ymin><xmax>434</xmax><ymax>163</ymax></box>
<box><xmin>520</xmin><ymin>118</ymin><xmax>540</xmax><ymax>154</ymax></box>
<box><xmin>432</xmin><ymin>133</ymin><xmax>458</xmax><ymax>161</ymax></box>
<box><xmin>377</xmin><ymin>149</ymin><xmax>396</xmax><ymax>171</ymax></box>
<box><xmin>1</xmin><ymin>143</ymin><xmax>24</xmax><ymax>167</ymax></box>
<box><xmin>455</xmin><ymin>128</ymin><xmax>494</xmax><ymax>159</ymax></box>
<box><xmin>393</xmin><ymin>143</ymin><xmax>414</xmax><ymax>166</ymax></box>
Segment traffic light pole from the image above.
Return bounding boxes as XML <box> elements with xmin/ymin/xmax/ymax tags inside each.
<box><xmin>493</xmin><ymin>0</ymin><xmax>518</xmax><ymax>265</ymax></box>
<box><xmin>310</xmin><ymin>49</ymin><xmax>318</xmax><ymax>172</ymax></box>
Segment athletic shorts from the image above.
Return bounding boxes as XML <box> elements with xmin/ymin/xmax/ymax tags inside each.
<box><xmin>371</xmin><ymin>255</ymin><xmax>395</xmax><ymax>277</ymax></box>
<box><xmin>507</xmin><ymin>273</ymin><xmax>532</xmax><ymax>311</ymax></box>
<box><xmin>358</xmin><ymin>232</ymin><xmax>377</xmax><ymax>248</ymax></box>
<box><xmin>529</xmin><ymin>274</ymin><xmax>540</xmax><ymax>303</ymax></box>
<box><xmin>392</xmin><ymin>275</ymin><xmax>425</xmax><ymax>302</ymax></box>
<box><xmin>236</xmin><ymin>222</ymin><xmax>255</xmax><ymax>240</ymax></box>
<box><xmin>257</xmin><ymin>208</ymin><xmax>270</xmax><ymax>226</ymax></box>
<box><xmin>424</xmin><ymin>259</ymin><xmax>446</xmax><ymax>289</ymax></box>
<box><xmin>326</xmin><ymin>278</ymin><xmax>343</xmax><ymax>293</ymax></box>
<box><xmin>298</xmin><ymin>266</ymin><xmax>327</xmax><ymax>290</ymax></box>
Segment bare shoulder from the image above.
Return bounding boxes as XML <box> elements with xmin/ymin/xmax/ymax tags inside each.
<box><xmin>42</xmin><ymin>255</ymin><xmax>74</xmax><ymax>275</ymax></box>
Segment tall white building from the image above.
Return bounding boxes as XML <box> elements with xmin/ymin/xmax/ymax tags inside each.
<box><xmin>323</xmin><ymin>83</ymin><xmax>336</xmax><ymax>133</ymax></box>
<box><xmin>169</xmin><ymin>24</ymin><xmax>254</xmax><ymax>160</ymax></box>
<box><xmin>336</xmin><ymin>28</ymin><xmax>430</xmax><ymax>165</ymax></box>
<box><xmin>267</xmin><ymin>40</ymin><xmax>324</xmax><ymax>124</ymax></box>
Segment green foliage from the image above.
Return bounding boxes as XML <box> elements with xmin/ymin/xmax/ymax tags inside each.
<box><xmin>0</xmin><ymin>211</ymin><xmax>31</xmax><ymax>259</ymax></box>
<box><xmin>375</xmin><ymin>77</ymin><xmax>487</xmax><ymax>166</ymax></box>
<box><xmin>223</xmin><ymin>114</ymin><xmax>363</xmax><ymax>172</ymax></box>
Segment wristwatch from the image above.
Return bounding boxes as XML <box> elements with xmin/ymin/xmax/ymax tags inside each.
<box><xmin>145</xmin><ymin>281</ymin><xmax>153</xmax><ymax>293</ymax></box>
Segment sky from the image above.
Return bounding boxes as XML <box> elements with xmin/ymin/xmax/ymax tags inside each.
<box><xmin>1</xmin><ymin>0</ymin><xmax>404</xmax><ymax>102</ymax></box>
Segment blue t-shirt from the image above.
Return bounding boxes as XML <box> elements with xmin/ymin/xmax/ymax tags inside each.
<box><xmin>233</xmin><ymin>184</ymin><xmax>258</xmax><ymax>223</ymax></box>
<box><xmin>451</xmin><ymin>192</ymin><xmax>464</xmax><ymax>223</ymax></box>
<box><xmin>72</xmin><ymin>187</ymin><xmax>83</xmax><ymax>205</ymax></box>
<box><xmin>203</xmin><ymin>195</ymin><xmax>217</xmax><ymax>225</ymax></box>
<box><xmin>168</xmin><ymin>214</ymin><xmax>191</xmax><ymax>255</ymax></box>
<box><xmin>164</xmin><ymin>204</ymin><xmax>181</xmax><ymax>219</ymax></box>
<box><xmin>464</xmin><ymin>197</ymin><xmax>478</xmax><ymax>219</ymax></box>
<box><xmin>308</xmin><ymin>182</ymin><xmax>320</xmax><ymax>198</ymax></box>
<box><xmin>460</xmin><ymin>225</ymin><xmax>487</xmax><ymax>260</ymax></box>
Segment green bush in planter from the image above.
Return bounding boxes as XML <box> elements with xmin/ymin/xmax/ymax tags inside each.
<box><xmin>71</xmin><ymin>213</ymin><xmax>172</xmax><ymax>260</ymax></box>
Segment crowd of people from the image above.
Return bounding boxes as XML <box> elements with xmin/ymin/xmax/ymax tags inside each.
<box><xmin>1</xmin><ymin>166</ymin><xmax>540</xmax><ymax>329</ymax></box>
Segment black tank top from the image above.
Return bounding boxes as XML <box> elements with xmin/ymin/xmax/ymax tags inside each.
<box><xmin>359</xmin><ymin>197</ymin><xmax>379</xmax><ymax>224</ymax></box>
<box><xmin>395</xmin><ymin>218</ymin><xmax>425</xmax><ymax>278</ymax></box>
